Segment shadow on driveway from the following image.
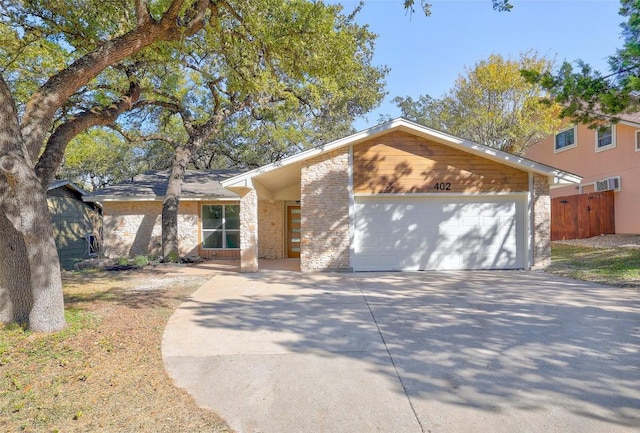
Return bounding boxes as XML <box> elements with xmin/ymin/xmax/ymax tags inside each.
<box><xmin>163</xmin><ymin>270</ymin><xmax>639</xmax><ymax>433</ymax></box>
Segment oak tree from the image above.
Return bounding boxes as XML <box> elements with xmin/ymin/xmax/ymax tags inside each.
<box><xmin>0</xmin><ymin>0</ymin><xmax>384</xmax><ymax>331</ymax></box>
<box><xmin>108</xmin><ymin>2</ymin><xmax>386</xmax><ymax>261</ymax></box>
<box><xmin>0</xmin><ymin>0</ymin><xmax>224</xmax><ymax>332</ymax></box>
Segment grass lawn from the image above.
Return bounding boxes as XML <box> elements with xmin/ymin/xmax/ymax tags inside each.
<box><xmin>0</xmin><ymin>268</ymin><xmax>232</xmax><ymax>433</ymax></box>
<box><xmin>547</xmin><ymin>244</ymin><xmax>640</xmax><ymax>288</ymax></box>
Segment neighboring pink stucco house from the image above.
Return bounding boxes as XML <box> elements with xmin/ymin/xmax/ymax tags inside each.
<box><xmin>525</xmin><ymin>114</ymin><xmax>640</xmax><ymax>234</ymax></box>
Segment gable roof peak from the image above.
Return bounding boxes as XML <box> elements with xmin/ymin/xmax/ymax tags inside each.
<box><xmin>221</xmin><ymin>118</ymin><xmax>581</xmax><ymax>189</ymax></box>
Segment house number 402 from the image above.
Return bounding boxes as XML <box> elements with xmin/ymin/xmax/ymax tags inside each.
<box><xmin>433</xmin><ymin>182</ymin><xmax>451</xmax><ymax>191</ymax></box>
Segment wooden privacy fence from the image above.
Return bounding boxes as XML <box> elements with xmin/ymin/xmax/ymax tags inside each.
<box><xmin>551</xmin><ymin>191</ymin><xmax>615</xmax><ymax>241</ymax></box>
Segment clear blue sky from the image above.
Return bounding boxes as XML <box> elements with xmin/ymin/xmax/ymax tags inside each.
<box><xmin>343</xmin><ymin>0</ymin><xmax>623</xmax><ymax>130</ymax></box>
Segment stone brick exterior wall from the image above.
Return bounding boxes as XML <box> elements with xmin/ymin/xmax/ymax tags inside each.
<box><xmin>177</xmin><ymin>202</ymin><xmax>200</xmax><ymax>257</ymax></box>
<box><xmin>258</xmin><ymin>200</ymin><xmax>284</xmax><ymax>259</ymax></box>
<box><xmin>240</xmin><ymin>189</ymin><xmax>259</xmax><ymax>272</ymax></box>
<box><xmin>300</xmin><ymin>148</ymin><xmax>350</xmax><ymax>271</ymax></box>
<box><xmin>531</xmin><ymin>174</ymin><xmax>551</xmax><ymax>269</ymax></box>
<box><xmin>102</xmin><ymin>201</ymin><xmax>199</xmax><ymax>258</ymax></box>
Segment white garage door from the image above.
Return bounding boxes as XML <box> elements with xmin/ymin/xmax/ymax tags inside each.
<box><xmin>352</xmin><ymin>195</ymin><xmax>526</xmax><ymax>271</ymax></box>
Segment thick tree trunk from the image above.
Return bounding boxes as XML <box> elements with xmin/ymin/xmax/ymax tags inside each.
<box><xmin>0</xmin><ymin>211</ymin><xmax>33</xmax><ymax>325</ymax></box>
<box><xmin>0</xmin><ymin>76</ymin><xmax>66</xmax><ymax>332</ymax></box>
<box><xmin>0</xmin><ymin>161</ymin><xmax>66</xmax><ymax>332</ymax></box>
<box><xmin>0</xmin><ymin>0</ymin><xmax>217</xmax><ymax>331</ymax></box>
<box><xmin>161</xmin><ymin>147</ymin><xmax>192</xmax><ymax>262</ymax></box>
<box><xmin>160</xmin><ymin>106</ymin><xmax>245</xmax><ymax>261</ymax></box>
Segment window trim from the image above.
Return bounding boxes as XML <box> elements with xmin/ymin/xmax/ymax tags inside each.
<box><xmin>594</xmin><ymin>125</ymin><xmax>616</xmax><ymax>152</ymax></box>
<box><xmin>84</xmin><ymin>233</ymin><xmax>98</xmax><ymax>256</ymax></box>
<box><xmin>635</xmin><ymin>129</ymin><xmax>640</xmax><ymax>152</ymax></box>
<box><xmin>201</xmin><ymin>204</ymin><xmax>240</xmax><ymax>250</ymax></box>
<box><xmin>554</xmin><ymin>125</ymin><xmax>577</xmax><ymax>153</ymax></box>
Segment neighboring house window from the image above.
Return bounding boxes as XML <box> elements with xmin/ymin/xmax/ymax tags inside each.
<box><xmin>202</xmin><ymin>204</ymin><xmax>240</xmax><ymax>249</ymax></box>
<box><xmin>86</xmin><ymin>234</ymin><xmax>99</xmax><ymax>255</ymax></box>
<box><xmin>635</xmin><ymin>130</ymin><xmax>640</xmax><ymax>152</ymax></box>
<box><xmin>595</xmin><ymin>125</ymin><xmax>615</xmax><ymax>151</ymax></box>
<box><xmin>554</xmin><ymin>126</ymin><xmax>576</xmax><ymax>152</ymax></box>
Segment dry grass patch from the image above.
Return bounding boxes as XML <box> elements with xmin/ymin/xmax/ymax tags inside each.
<box><xmin>0</xmin><ymin>268</ymin><xmax>233</xmax><ymax>433</ymax></box>
<box><xmin>548</xmin><ymin>244</ymin><xmax>640</xmax><ymax>288</ymax></box>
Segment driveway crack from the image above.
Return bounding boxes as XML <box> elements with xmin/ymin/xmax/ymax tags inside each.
<box><xmin>353</xmin><ymin>278</ymin><xmax>426</xmax><ymax>433</ymax></box>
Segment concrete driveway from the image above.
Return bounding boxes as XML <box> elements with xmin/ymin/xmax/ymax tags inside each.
<box><xmin>162</xmin><ymin>268</ymin><xmax>640</xmax><ymax>433</ymax></box>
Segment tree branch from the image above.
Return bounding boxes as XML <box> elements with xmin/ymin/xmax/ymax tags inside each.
<box><xmin>135</xmin><ymin>0</ymin><xmax>152</xmax><ymax>26</ymax></box>
<box><xmin>0</xmin><ymin>75</ymin><xmax>30</xmax><ymax>171</ymax></box>
<box><xmin>133</xmin><ymin>99</ymin><xmax>182</xmax><ymax>114</ymax></box>
<box><xmin>110</xmin><ymin>124</ymin><xmax>179</xmax><ymax>148</ymax></box>
<box><xmin>20</xmin><ymin>0</ymin><xmax>212</xmax><ymax>162</ymax></box>
<box><xmin>34</xmin><ymin>78</ymin><xmax>141</xmax><ymax>188</ymax></box>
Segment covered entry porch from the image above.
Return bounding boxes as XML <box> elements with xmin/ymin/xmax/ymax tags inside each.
<box><xmin>223</xmin><ymin>156</ymin><xmax>306</xmax><ymax>273</ymax></box>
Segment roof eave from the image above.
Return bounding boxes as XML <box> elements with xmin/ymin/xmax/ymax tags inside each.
<box><xmin>83</xmin><ymin>195</ymin><xmax>240</xmax><ymax>203</ymax></box>
<box><xmin>221</xmin><ymin>119</ymin><xmax>410</xmax><ymax>188</ymax></box>
<box><xmin>48</xmin><ymin>180</ymin><xmax>90</xmax><ymax>196</ymax></box>
<box><xmin>221</xmin><ymin>118</ymin><xmax>582</xmax><ymax>188</ymax></box>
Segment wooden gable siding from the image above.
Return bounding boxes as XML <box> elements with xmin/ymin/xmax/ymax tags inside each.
<box><xmin>353</xmin><ymin>131</ymin><xmax>529</xmax><ymax>194</ymax></box>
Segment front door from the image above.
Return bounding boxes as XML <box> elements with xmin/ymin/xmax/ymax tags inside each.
<box><xmin>287</xmin><ymin>206</ymin><xmax>301</xmax><ymax>258</ymax></box>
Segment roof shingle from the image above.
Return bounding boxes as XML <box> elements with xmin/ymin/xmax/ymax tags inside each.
<box><xmin>84</xmin><ymin>170</ymin><xmax>243</xmax><ymax>201</ymax></box>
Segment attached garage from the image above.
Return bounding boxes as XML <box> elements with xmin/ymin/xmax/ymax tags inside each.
<box><xmin>352</xmin><ymin>195</ymin><xmax>526</xmax><ymax>271</ymax></box>
<box><xmin>220</xmin><ymin>118</ymin><xmax>582</xmax><ymax>273</ymax></box>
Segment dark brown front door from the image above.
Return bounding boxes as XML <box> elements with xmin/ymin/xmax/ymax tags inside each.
<box><xmin>287</xmin><ymin>206</ymin><xmax>301</xmax><ymax>258</ymax></box>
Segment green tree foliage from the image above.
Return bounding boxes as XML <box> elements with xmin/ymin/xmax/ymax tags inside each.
<box><xmin>393</xmin><ymin>53</ymin><xmax>561</xmax><ymax>155</ymax></box>
<box><xmin>0</xmin><ymin>0</ymin><xmax>226</xmax><ymax>332</ymax></box>
<box><xmin>0</xmin><ymin>0</ymin><xmax>385</xmax><ymax>331</ymax></box>
<box><xmin>523</xmin><ymin>1</ymin><xmax>640</xmax><ymax>124</ymax></box>
<box><xmin>59</xmin><ymin>128</ymin><xmax>171</xmax><ymax>190</ymax></box>
<box><xmin>404</xmin><ymin>0</ymin><xmax>512</xmax><ymax>16</ymax></box>
<box><xmin>191</xmin><ymin>112</ymin><xmax>356</xmax><ymax>170</ymax></box>
<box><xmin>109</xmin><ymin>1</ymin><xmax>386</xmax><ymax>261</ymax></box>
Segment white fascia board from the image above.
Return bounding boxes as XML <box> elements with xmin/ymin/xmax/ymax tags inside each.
<box><xmin>552</xmin><ymin>173</ymin><xmax>583</xmax><ymax>184</ymax></box>
<box><xmin>49</xmin><ymin>180</ymin><xmax>90</xmax><ymax>196</ymax></box>
<box><xmin>618</xmin><ymin>120</ymin><xmax>640</xmax><ymax>128</ymax></box>
<box><xmin>83</xmin><ymin>196</ymin><xmax>240</xmax><ymax>202</ymax></box>
<box><xmin>221</xmin><ymin>117</ymin><xmax>582</xmax><ymax>187</ymax></box>
<box><xmin>394</xmin><ymin>120</ymin><xmax>582</xmax><ymax>181</ymax></box>
<box><xmin>221</xmin><ymin>119</ymin><xmax>409</xmax><ymax>188</ymax></box>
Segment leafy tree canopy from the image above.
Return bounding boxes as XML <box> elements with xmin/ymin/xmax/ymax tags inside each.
<box><xmin>522</xmin><ymin>0</ymin><xmax>640</xmax><ymax>125</ymax></box>
<box><xmin>59</xmin><ymin>128</ymin><xmax>171</xmax><ymax>190</ymax></box>
<box><xmin>61</xmin><ymin>0</ymin><xmax>386</xmax><ymax>188</ymax></box>
<box><xmin>0</xmin><ymin>0</ymin><xmax>386</xmax><ymax>331</ymax></box>
<box><xmin>392</xmin><ymin>53</ymin><xmax>561</xmax><ymax>155</ymax></box>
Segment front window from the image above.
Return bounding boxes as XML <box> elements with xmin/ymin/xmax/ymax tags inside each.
<box><xmin>595</xmin><ymin>125</ymin><xmax>615</xmax><ymax>151</ymax></box>
<box><xmin>202</xmin><ymin>204</ymin><xmax>240</xmax><ymax>249</ymax></box>
<box><xmin>555</xmin><ymin>126</ymin><xmax>576</xmax><ymax>151</ymax></box>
